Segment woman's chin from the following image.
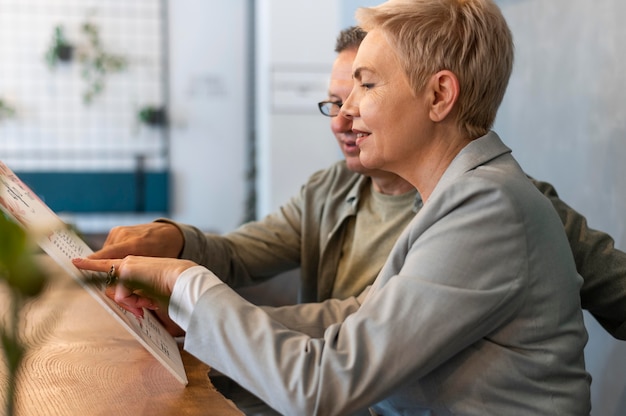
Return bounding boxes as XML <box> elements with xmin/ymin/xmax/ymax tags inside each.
<box><xmin>345</xmin><ymin>156</ymin><xmax>378</xmax><ymax>175</ymax></box>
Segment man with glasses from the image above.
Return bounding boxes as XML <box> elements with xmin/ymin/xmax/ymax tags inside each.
<box><xmin>93</xmin><ymin>26</ymin><xmax>626</xmax><ymax>340</ymax></box>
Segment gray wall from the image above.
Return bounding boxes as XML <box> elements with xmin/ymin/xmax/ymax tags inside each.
<box><xmin>495</xmin><ymin>1</ymin><xmax>626</xmax><ymax>414</ymax></box>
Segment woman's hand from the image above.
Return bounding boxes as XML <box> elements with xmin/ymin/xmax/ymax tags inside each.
<box><xmin>72</xmin><ymin>256</ymin><xmax>196</xmax><ymax>318</ymax></box>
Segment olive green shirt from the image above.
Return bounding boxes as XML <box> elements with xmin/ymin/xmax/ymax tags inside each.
<box><xmin>331</xmin><ymin>183</ymin><xmax>417</xmax><ymax>299</ymax></box>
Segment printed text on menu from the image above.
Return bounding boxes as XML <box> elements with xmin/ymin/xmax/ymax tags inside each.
<box><xmin>48</xmin><ymin>229</ymin><xmax>87</xmax><ymax>261</ymax></box>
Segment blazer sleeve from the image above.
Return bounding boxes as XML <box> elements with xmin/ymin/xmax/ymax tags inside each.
<box><xmin>181</xmin><ymin>176</ymin><xmax>530</xmax><ymax>415</ymax></box>
<box><xmin>532</xmin><ymin>178</ymin><xmax>626</xmax><ymax>339</ymax></box>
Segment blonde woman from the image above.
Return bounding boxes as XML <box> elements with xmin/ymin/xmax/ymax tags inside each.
<box><xmin>75</xmin><ymin>1</ymin><xmax>591</xmax><ymax>414</ymax></box>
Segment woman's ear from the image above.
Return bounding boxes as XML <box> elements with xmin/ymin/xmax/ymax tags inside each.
<box><xmin>428</xmin><ymin>70</ymin><xmax>459</xmax><ymax>122</ymax></box>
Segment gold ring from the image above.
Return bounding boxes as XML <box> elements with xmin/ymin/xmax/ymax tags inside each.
<box><xmin>106</xmin><ymin>265</ymin><xmax>117</xmax><ymax>286</ymax></box>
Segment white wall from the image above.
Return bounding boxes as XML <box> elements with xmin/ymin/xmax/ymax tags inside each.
<box><xmin>170</xmin><ymin>0</ymin><xmax>344</xmax><ymax>228</ymax></box>
<box><xmin>255</xmin><ymin>0</ymin><xmax>342</xmax><ymax>217</ymax></box>
<box><xmin>168</xmin><ymin>0</ymin><xmax>249</xmax><ymax>233</ymax></box>
<box><xmin>167</xmin><ymin>0</ymin><xmax>346</xmax><ymax>231</ymax></box>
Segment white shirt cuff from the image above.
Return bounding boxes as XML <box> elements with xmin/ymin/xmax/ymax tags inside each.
<box><xmin>169</xmin><ymin>265</ymin><xmax>223</xmax><ymax>331</ymax></box>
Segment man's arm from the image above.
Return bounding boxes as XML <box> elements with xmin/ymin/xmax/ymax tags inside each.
<box><xmin>159</xmin><ymin>198</ymin><xmax>305</xmax><ymax>288</ymax></box>
<box><xmin>164</xmin><ymin>162</ymin><xmax>353</xmax><ymax>289</ymax></box>
<box><xmin>89</xmin><ymin>192</ymin><xmax>306</xmax><ymax>291</ymax></box>
<box><xmin>90</xmin><ymin>163</ymin><xmax>352</xmax><ymax>294</ymax></box>
<box><xmin>533</xmin><ymin>178</ymin><xmax>626</xmax><ymax>339</ymax></box>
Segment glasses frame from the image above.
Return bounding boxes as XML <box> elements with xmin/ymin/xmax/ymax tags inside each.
<box><xmin>317</xmin><ymin>100</ymin><xmax>343</xmax><ymax>117</ymax></box>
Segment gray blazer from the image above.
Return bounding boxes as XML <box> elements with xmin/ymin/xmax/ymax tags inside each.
<box><xmin>183</xmin><ymin>132</ymin><xmax>590</xmax><ymax>415</ymax></box>
<box><xmin>173</xmin><ymin>160</ymin><xmax>626</xmax><ymax>339</ymax></box>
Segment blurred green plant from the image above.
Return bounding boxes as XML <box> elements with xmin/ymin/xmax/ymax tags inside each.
<box><xmin>138</xmin><ymin>105</ymin><xmax>167</xmax><ymax>127</ymax></box>
<box><xmin>44</xmin><ymin>25</ymin><xmax>74</xmax><ymax>69</ymax></box>
<box><xmin>78</xmin><ymin>22</ymin><xmax>127</xmax><ymax>104</ymax></box>
<box><xmin>0</xmin><ymin>212</ymin><xmax>47</xmax><ymax>416</ymax></box>
<box><xmin>44</xmin><ymin>20</ymin><xmax>128</xmax><ymax>105</ymax></box>
<box><xmin>0</xmin><ymin>98</ymin><xmax>16</xmax><ymax>121</ymax></box>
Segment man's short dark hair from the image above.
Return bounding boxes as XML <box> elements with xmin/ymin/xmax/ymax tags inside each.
<box><xmin>335</xmin><ymin>26</ymin><xmax>367</xmax><ymax>53</ymax></box>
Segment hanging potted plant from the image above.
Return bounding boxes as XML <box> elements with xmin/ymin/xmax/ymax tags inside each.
<box><xmin>44</xmin><ymin>25</ymin><xmax>74</xmax><ymax>68</ymax></box>
<box><xmin>44</xmin><ymin>19</ymin><xmax>128</xmax><ymax>104</ymax></box>
<box><xmin>138</xmin><ymin>105</ymin><xmax>167</xmax><ymax>127</ymax></box>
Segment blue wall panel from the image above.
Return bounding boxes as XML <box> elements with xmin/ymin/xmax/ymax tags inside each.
<box><xmin>16</xmin><ymin>171</ymin><xmax>169</xmax><ymax>214</ymax></box>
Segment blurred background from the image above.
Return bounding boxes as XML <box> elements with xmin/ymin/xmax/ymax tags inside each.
<box><xmin>0</xmin><ymin>0</ymin><xmax>625</xmax><ymax>414</ymax></box>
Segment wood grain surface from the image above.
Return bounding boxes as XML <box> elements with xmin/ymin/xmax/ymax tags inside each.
<box><xmin>0</xmin><ymin>255</ymin><xmax>243</xmax><ymax>416</ymax></box>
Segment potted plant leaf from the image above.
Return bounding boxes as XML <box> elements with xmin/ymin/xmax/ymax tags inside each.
<box><xmin>0</xmin><ymin>213</ymin><xmax>47</xmax><ymax>416</ymax></box>
<box><xmin>78</xmin><ymin>21</ymin><xmax>127</xmax><ymax>104</ymax></box>
<box><xmin>0</xmin><ymin>98</ymin><xmax>16</xmax><ymax>121</ymax></box>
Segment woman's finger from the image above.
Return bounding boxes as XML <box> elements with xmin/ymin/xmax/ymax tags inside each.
<box><xmin>72</xmin><ymin>257</ymin><xmax>119</xmax><ymax>274</ymax></box>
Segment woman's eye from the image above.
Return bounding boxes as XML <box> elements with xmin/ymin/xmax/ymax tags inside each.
<box><xmin>361</xmin><ymin>83</ymin><xmax>374</xmax><ymax>89</ymax></box>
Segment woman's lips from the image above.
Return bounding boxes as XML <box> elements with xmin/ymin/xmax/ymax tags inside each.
<box><xmin>355</xmin><ymin>132</ymin><xmax>370</xmax><ymax>146</ymax></box>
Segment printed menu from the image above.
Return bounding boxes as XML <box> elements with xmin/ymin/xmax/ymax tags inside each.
<box><xmin>0</xmin><ymin>160</ymin><xmax>187</xmax><ymax>385</ymax></box>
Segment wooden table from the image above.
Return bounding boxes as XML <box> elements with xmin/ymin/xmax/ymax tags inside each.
<box><xmin>0</xmin><ymin>255</ymin><xmax>243</xmax><ymax>416</ymax></box>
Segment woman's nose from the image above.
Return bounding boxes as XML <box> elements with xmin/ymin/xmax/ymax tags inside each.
<box><xmin>332</xmin><ymin>111</ymin><xmax>353</xmax><ymax>132</ymax></box>
<box><xmin>340</xmin><ymin>91</ymin><xmax>359</xmax><ymax>119</ymax></box>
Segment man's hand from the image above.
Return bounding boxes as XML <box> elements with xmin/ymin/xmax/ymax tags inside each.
<box><xmin>89</xmin><ymin>222</ymin><xmax>184</xmax><ymax>260</ymax></box>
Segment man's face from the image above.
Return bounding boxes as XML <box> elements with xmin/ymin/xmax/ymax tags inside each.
<box><xmin>327</xmin><ymin>48</ymin><xmax>376</xmax><ymax>175</ymax></box>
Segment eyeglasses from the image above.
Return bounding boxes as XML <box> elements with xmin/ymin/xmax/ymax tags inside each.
<box><xmin>317</xmin><ymin>100</ymin><xmax>343</xmax><ymax>117</ymax></box>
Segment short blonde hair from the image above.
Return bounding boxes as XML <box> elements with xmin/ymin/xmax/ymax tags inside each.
<box><xmin>357</xmin><ymin>0</ymin><xmax>514</xmax><ymax>138</ymax></box>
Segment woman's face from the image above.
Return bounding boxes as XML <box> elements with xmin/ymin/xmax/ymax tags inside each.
<box><xmin>342</xmin><ymin>29</ymin><xmax>432</xmax><ymax>181</ymax></box>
